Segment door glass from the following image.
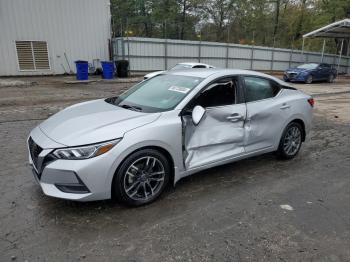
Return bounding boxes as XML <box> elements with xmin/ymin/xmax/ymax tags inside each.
<box><xmin>244</xmin><ymin>77</ymin><xmax>280</xmax><ymax>102</ymax></box>
<box><xmin>192</xmin><ymin>77</ymin><xmax>237</xmax><ymax>108</ymax></box>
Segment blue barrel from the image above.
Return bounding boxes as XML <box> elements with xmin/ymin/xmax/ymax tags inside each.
<box><xmin>101</xmin><ymin>61</ymin><xmax>115</xmax><ymax>79</ymax></box>
<box><xmin>75</xmin><ymin>60</ymin><xmax>88</xmax><ymax>80</ymax></box>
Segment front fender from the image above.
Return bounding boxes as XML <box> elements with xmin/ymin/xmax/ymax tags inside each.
<box><xmin>103</xmin><ymin>111</ymin><xmax>184</xmax><ymax>192</ymax></box>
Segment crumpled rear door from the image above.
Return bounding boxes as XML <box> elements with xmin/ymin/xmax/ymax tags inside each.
<box><xmin>183</xmin><ymin>104</ymin><xmax>246</xmax><ymax>169</ymax></box>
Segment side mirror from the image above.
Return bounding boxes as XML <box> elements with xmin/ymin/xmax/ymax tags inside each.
<box><xmin>192</xmin><ymin>105</ymin><xmax>206</xmax><ymax>125</ymax></box>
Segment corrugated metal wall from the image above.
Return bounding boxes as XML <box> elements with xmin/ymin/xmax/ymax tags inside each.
<box><xmin>0</xmin><ymin>0</ymin><xmax>111</xmax><ymax>76</ymax></box>
<box><xmin>113</xmin><ymin>37</ymin><xmax>350</xmax><ymax>74</ymax></box>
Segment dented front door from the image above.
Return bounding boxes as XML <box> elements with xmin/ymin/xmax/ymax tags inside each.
<box><xmin>183</xmin><ymin>104</ymin><xmax>246</xmax><ymax>169</ymax></box>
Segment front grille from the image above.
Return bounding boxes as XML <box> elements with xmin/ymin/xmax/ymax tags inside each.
<box><xmin>28</xmin><ymin>137</ymin><xmax>43</xmax><ymax>172</ymax></box>
<box><xmin>287</xmin><ymin>73</ymin><xmax>298</xmax><ymax>79</ymax></box>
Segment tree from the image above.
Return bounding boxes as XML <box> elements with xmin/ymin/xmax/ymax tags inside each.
<box><xmin>109</xmin><ymin>0</ymin><xmax>350</xmax><ymax>53</ymax></box>
<box><xmin>198</xmin><ymin>0</ymin><xmax>237</xmax><ymax>41</ymax></box>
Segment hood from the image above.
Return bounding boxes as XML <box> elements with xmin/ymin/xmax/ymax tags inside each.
<box><xmin>144</xmin><ymin>71</ymin><xmax>164</xmax><ymax>79</ymax></box>
<box><xmin>286</xmin><ymin>67</ymin><xmax>311</xmax><ymax>73</ymax></box>
<box><xmin>39</xmin><ymin>99</ymin><xmax>160</xmax><ymax>146</ymax></box>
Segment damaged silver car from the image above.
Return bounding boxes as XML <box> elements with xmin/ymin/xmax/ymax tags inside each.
<box><xmin>28</xmin><ymin>69</ymin><xmax>313</xmax><ymax>206</ymax></box>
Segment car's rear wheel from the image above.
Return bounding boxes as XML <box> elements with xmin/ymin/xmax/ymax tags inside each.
<box><xmin>305</xmin><ymin>75</ymin><xmax>313</xmax><ymax>84</ymax></box>
<box><xmin>277</xmin><ymin>122</ymin><xmax>303</xmax><ymax>160</ymax></box>
<box><xmin>328</xmin><ymin>74</ymin><xmax>335</xmax><ymax>83</ymax></box>
<box><xmin>113</xmin><ymin>149</ymin><xmax>170</xmax><ymax>206</ymax></box>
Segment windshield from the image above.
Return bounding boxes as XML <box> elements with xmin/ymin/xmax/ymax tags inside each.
<box><xmin>107</xmin><ymin>74</ymin><xmax>203</xmax><ymax>113</ymax></box>
<box><xmin>297</xmin><ymin>63</ymin><xmax>319</xmax><ymax>69</ymax></box>
<box><xmin>171</xmin><ymin>64</ymin><xmax>192</xmax><ymax>70</ymax></box>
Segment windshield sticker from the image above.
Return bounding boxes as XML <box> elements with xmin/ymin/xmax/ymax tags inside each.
<box><xmin>168</xmin><ymin>86</ymin><xmax>191</xmax><ymax>94</ymax></box>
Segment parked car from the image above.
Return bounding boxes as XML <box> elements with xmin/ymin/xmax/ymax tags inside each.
<box><xmin>143</xmin><ymin>62</ymin><xmax>215</xmax><ymax>79</ymax></box>
<box><xmin>283</xmin><ymin>63</ymin><xmax>337</xmax><ymax>84</ymax></box>
<box><xmin>28</xmin><ymin>69</ymin><xmax>313</xmax><ymax>206</ymax></box>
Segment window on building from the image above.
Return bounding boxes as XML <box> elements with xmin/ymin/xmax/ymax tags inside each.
<box><xmin>15</xmin><ymin>41</ymin><xmax>50</xmax><ymax>71</ymax></box>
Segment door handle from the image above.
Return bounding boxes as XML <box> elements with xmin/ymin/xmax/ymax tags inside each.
<box><xmin>280</xmin><ymin>104</ymin><xmax>290</xmax><ymax>109</ymax></box>
<box><xmin>227</xmin><ymin>114</ymin><xmax>243</xmax><ymax>122</ymax></box>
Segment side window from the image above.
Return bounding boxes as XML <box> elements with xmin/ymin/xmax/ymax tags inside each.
<box><xmin>192</xmin><ymin>77</ymin><xmax>237</xmax><ymax>108</ymax></box>
<box><xmin>244</xmin><ymin>76</ymin><xmax>280</xmax><ymax>102</ymax></box>
<box><xmin>192</xmin><ymin>65</ymin><xmax>206</xmax><ymax>68</ymax></box>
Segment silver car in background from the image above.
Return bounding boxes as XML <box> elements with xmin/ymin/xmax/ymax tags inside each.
<box><xmin>143</xmin><ymin>62</ymin><xmax>215</xmax><ymax>79</ymax></box>
<box><xmin>28</xmin><ymin>69</ymin><xmax>313</xmax><ymax>206</ymax></box>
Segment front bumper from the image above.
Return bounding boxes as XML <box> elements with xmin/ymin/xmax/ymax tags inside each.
<box><xmin>283</xmin><ymin>72</ymin><xmax>307</xmax><ymax>82</ymax></box>
<box><xmin>28</xmin><ymin>127</ymin><xmax>118</xmax><ymax>201</ymax></box>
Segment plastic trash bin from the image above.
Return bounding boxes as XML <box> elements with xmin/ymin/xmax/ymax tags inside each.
<box><xmin>75</xmin><ymin>60</ymin><xmax>88</xmax><ymax>80</ymax></box>
<box><xmin>116</xmin><ymin>60</ymin><xmax>129</xmax><ymax>78</ymax></box>
<box><xmin>101</xmin><ymin>61</ymin><xmax>115</xmax><ymax>79</ymax></box>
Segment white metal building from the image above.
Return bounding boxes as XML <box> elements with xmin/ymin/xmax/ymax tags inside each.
<box><xmin>0</xmin><ymin>0</ymin><xmax>111</xmax><ymax>76</ymax></box>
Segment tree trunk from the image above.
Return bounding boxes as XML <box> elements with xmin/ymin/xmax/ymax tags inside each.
<box><xmin>294</xmin><ymin>0</ymin><xmax>306</xmax><ymax>40</ymax></box>
<box><xmin>273</xmin><ymin>0</ymin><xmax>280</xmax><ymax>39</ymax></box>
<box><xmin>180</xmin><ymin>0</ymin><xmax>187</xmax><ymax>40</ymax></box>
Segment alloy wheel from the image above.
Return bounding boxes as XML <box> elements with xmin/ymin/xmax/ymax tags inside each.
<box><xmin>123</xmin><ymin>156</ymin><xmax>165</xmax><ymax>201</ymax></box>
<box><xmin>306</xmin><ymin>75</ymin><xmax>313</xmax><ymax>84</ymax></box>
<box><xmin>283</xmin><ymin>126</ymin><xmax>302</xmax><ymax>156</ymax></box>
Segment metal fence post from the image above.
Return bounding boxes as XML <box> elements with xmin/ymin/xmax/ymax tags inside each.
<box><xmin>198</xmin><ymin>40</ymin><xmax>201</xmax><ymax>63</ymax></box>
<box><xmin>164</xmin><ymin>39</ymin><xmax>168</xmax><ymax>70</ymax></box>
<box><xmin>126</xmin><ymin>36</ymin><xmax>130</xmax><ymax>62</ymax></box>
<box><xmin>337</xmin><ymin>39</ymin><xmax>344</xmax><ymax>73</ymax></box>
<box><xmin>250</xmin><ymin>45</ymin><xmax>254</xmax><ymax>70</ymax></box>
<box><xmin>270</xmin><ymin>48</ymin><xmax>275</xmax><ymax>72</ymax></box>
<box><xmin>289</xmin><ymin>48</ymin><xmax>293</xmax><ymax>68</ymax></box>
<box><xmin>121</xmin><ymin>38</ymin><xmax>125</xmax><ymax>60</ymax></box>
<box><xmin>226</xmin><ymin>43</ymin><xmax>229</xmax><ymax>68</ymax></box>
<box><xmin>321</xmin><ymin>39</ymin><xmax>326</xmax><ymax>63</ymax></box>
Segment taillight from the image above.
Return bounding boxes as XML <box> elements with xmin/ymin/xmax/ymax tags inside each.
<box><xmin>307</xmin><ymin>98</ymin><xmax>315</xmax><ymax>107</ymax></box>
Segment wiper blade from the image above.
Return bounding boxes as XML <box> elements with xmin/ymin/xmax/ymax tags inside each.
<box><xmin>120</xmin><ymin>104</ymin><xmax>143</xmax><ymax>112</ymax></box>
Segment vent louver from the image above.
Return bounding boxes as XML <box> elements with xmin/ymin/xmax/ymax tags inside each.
<box><xmin>15</xmin><ymin>41</ymin><xmax>50</xmax><ymax>71</ymax></box>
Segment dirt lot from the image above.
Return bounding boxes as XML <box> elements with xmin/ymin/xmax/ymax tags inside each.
<box><xmin>1</xmin><ymin>75</ymin><xmax>350</xmax><ymax>261</ymax></box>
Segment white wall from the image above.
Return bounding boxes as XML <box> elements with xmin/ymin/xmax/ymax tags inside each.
<box><xmin>0</xmin><ymin>0</ymin><xmax>111</xmax><ymax>76</ymax></box>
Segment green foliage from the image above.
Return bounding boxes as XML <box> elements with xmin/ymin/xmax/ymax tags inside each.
<box><xmin>111</xmin><ymin>0</ymin><xmax>350</xmax><ymax>52</ymax></box>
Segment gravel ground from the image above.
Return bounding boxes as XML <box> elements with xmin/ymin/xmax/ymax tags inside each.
<box><xmin>0</xmin><ymin>75</ymin><xmax>350</xmax><ymax>261</ymax></box>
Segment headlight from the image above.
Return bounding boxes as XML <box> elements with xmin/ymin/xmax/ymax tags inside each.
<box><xmin>53</xmin><ymin>139</ymin><xmax>121</xmax><ymax>160</ymax></box>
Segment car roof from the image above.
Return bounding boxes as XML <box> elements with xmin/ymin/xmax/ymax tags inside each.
<box><xmin>165</xmin><ymin>68</ymin><xmax>290</xmax><ymax>87</ymax></box>
<box><xmin>177</xmin><ymin>62</ymin><xmax>212</xmax><ymax>67</ymax></box>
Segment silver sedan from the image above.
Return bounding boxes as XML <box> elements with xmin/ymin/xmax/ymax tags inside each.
<box><xmin>27</xmin><ymin>69</ymin><xmax>313</xmax><ymax>206</ymax></box>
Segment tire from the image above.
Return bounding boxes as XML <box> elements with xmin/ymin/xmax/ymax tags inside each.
<box><xmin>277</xmin><ymin>122</ymin><xmax>303</xmax><ymax>160</ymax></box>
<box><xmin>113</xmin><ymin>149</ymin><xmax>171</xmax><ymax>206</ymax></box>
<box><xmin>327</xmin><ymin>74</ymin><xmax>335</xmax><ymax>83</ymax></box>
<box><xmin>305</xmin><ymin>75</ymin><xmax>313</xmax><ymax>84</ymax></box>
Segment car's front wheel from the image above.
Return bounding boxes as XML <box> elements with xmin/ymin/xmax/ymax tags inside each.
<box><xmin>277</xmin><ymin>122</ymin><xmax>303</xmax><ymax>160</ymax></box>
<box><xmin>113</xmin><ymin>149</ymin><xmax>170</xmax><ymax>206</ymax></box>
<box><xmin>305</xmin><ymin>75</ymin><xmax>313</xmax><ymax>84</ymax></box>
